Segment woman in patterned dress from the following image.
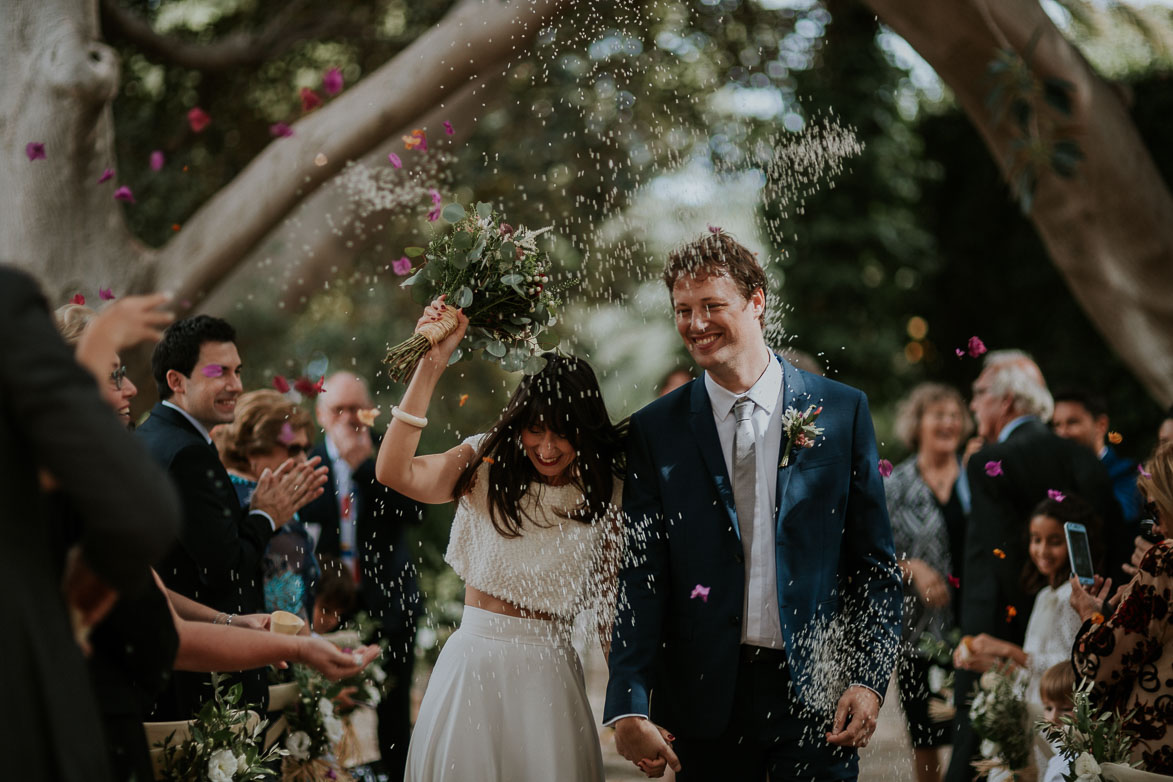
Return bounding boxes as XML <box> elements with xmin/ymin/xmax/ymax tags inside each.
<box><xmin>1070</xmin><ymin>440</ymin><xmax>1173</xmax><ymax>775</ymax></box>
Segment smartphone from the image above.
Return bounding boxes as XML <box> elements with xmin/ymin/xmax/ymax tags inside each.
<box><xmin>1065</xmin><ymin>522</ymin><xmax>1095</xmax><ymax>586</ymax></box>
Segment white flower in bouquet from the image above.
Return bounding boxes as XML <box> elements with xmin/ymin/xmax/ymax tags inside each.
<box><xmin>364</xmin><ymin>682</ymin><xmax>382</xmax><ymax>706</ymax></box>
<box><xmin>324</xmin><ymin>715</ymin><xmax>344</xmax><ymax>744</ymax></box>
<box><xmin>371</xmin><ymin>664</ymin><xmax>387</xmax><ymax>683</ymax></box>
<box><xmin>207</xmin><ymin>748</ymin><xmax>238</xmax><ymax>782</ymax></box>
<box><xmin>971</xmin><ymin>691</ymin><xmax>988</xmax><ymax>718</ymax></box>
<box><xmin>318</xmin><ymin>697</ymin><xmax>334</xmax><ymax>719</ymax></box>
<box><xmin>286</xmin><ymin>730</ymin><xmax>312</xmax><ymax>761</ymax></box>
<box><xmin>980</xmin><ymin>738</ymin><xmax>999</xmax><ymax>760</ymax></box>
<box><xmin>235</xmin><ymin>752</ymin><xmax>248</xmax><ymax>774</ymax></box>
<box><xmin>928</xmin><ymin>665</ymin><xmax>946</xmax><ymax>694</ymax></box>
<box><xmin>980</xmin><ymin>670</ymin><xmax>1002</xmax><ymax>691</ymax></box>
<box><xmin>1073</xmin><ymin>752</ymin><xmax>1102</xmax><ymax>780</ymax></box>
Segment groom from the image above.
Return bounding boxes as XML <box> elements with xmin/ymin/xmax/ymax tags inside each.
<box><xmin>604</xmin><ymin>231</ymin><xmax>902</xmax><ymax>780</ymax></box>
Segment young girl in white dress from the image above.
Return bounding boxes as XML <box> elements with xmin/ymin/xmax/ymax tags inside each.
<box><xmin>954</xmin><ymin>493</ymin><xmax>1104</xmax><ymax>705</ymax></box>
<box><xmin>375</xmin><ymin>298</ymin><xmax>626</xmax><ymax>782</ymax></box>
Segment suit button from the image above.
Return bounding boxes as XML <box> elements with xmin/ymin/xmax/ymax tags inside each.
<box><xmin>730</xmin><ymin>614</ymin><xmax>741</xmax><ymax>626</ymax></box>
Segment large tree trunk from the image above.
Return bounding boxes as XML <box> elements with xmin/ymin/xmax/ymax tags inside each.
<box><xmin>866</xmin><ymin>0</ymin><xmax>1173</xmax><ymax>404</ymax></box>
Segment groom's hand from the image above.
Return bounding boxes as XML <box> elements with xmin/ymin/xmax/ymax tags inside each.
<box><xmin>614</xmin><ymin>717</ymin><xmax>681</xmax><ymax>778</ymax></box>
<box><xmin>826</xmin><ymin>685</ymin><xmax>880</xmax><ymax>748</ymax></box>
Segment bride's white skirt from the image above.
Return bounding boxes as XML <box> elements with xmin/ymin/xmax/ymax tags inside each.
<box><xmin>405</xmin><ymin>606</ymin><xmax>605</xmax><ymax>782</ymax></box>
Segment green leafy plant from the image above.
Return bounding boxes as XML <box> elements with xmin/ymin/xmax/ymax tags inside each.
<box><xmin>1037</xmin><ymin>679</ymin><xmax>1138</xmax><ymax>782</ymax></box>
<box><xmin>968</xmin><ymin>662</ymin><xmax>1033</xmax><ymax>779</ymax></box>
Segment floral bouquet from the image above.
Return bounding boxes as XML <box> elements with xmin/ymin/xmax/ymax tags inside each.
<box><xmin>281</xmin><ymin>666</ymin><xmax>352</xmax><ymax>782</ymax></box>
<box><xmin>1036</xmin><ymin>679</ymin><xmax>1138</xmax><ymax>782</ymax></box>
<box><xmin>385</xmin><ymin>201</ymin><xmax>570</xmax><ymax>382</ymax></box>
<box><xmin>917</xmin><ymin>628</ymin><xmax>961</xmax><ymax>723</ymax></box>
<box><xmin>969</xmin><ymin>663</ymin><xmax>1035</xmax><ymax>780</ymax></box>
<box><xmin>156</xmin><ymin>675</ymin><xmax>281</xmax><ymax>782</ymax></box>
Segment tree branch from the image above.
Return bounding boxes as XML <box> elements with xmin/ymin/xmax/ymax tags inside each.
<box><xmin>99</xmin><ymin>0</ymin><xmax>357</xmax><ymax>72</ymax></box>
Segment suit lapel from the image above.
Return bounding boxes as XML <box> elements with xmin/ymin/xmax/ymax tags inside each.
<box><xmin>774</xmin><ymin>358</ymin><xmax>809</xmax><ymax>523</ymax></box>
<box><xmin>687</xmin><ymin>378</ymin><xmax>741</xmax><ymax>538</ymax></box>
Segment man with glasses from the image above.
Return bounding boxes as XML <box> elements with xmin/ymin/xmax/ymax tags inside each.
<box><xmin>946</xmin><ymin>350</ymin><xmax>1119</xmax><ymax>782</ymax></box>
<box><xmin>301</xmin><ymin>371</ymin><xmax>424</xmax><ymax>778</ymax></box>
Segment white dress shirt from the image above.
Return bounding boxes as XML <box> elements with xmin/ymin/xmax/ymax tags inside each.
<box><xmin>704</xmin><ymin>347</ymin><xmax>785</xmax><ymax>649</ymax></box>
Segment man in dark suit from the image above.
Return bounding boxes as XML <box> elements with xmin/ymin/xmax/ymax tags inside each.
<box><xmin>300</xmin><ymin>371</ymin><xmax>424</xmax><ymax>777</ymax></box>
<box><xmin>0</xmin><ymin>266</ymin><xmax>180</xmax><ymax>782</ymax></box>
<box><xmin>137</xmin><ymin>315</ymin><xmax>326</xmax><ymax>717</ymax></box>
<box><xmin>1052</xmin><ymin>387</ymin><xmax>1142</xmax><ymax>524</ymax></box>
<box><xmin>604</xmin><ymin>233</ymin><xmax>902</xmax><ymax>780</ymax></box>
<box><xmin>945</xmin><ymin>352</ymin><xmax>1119</xmax><ymax>782</ymax></box>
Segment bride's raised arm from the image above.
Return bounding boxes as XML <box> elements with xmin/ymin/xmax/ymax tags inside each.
<box><xmin>375</xmin><ymin>296</ymin><xmax>475</xmax><ymax>504</ymax></box>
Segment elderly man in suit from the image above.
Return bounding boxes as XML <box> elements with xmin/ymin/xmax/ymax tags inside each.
<box><xmin>137</xmin><ymin>315</ymin><xmax>326</xmax><ymax>717</ymax></box>
<box><xmin>300</xmin><ymin>371</ymin><xmax>424</xmax><ymax>777</ymax></box>
<box><xmin>945</xmin><ymin>351</ymin><xmax>1119</xmax><ymax>782</ymax></box>
<box><xmin>604</xmin><ymin>232</ymin><xmax>902</xmax><ymax>781</ymax></box>
<box><xmin>0</xmin><ymin>265</ymin><xmax>180</xmax><ymax>782</ymax></box>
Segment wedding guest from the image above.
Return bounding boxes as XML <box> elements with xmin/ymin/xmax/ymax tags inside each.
<box><xmin>1052</xmin><ymin>388</ymin><xmax>1141</xmax><ymax>524</ymax></box>
<box><xmin>657</xmin><ymin>366</ymin><xmax>693</xmax><ymax>397</ymax></box>
<box><xmin>1070</xmin><ymin>440</ymin><xmax>1173</xmax><ymax>774</ymax></box>
<box><xmin>1</xmin><ymin>266</ymin><xmax>180</xmax><ymax>782</ymax></box>
<box><xmin>311</xmin><ymin>556</ymin><xmax>358</xmax><ymax>634</ymax></box>
<box><xmin>885</xmin><ymin>383</ymin><xmax>973</xmax><ymax>782</ymax></box>
<box><xmin>213</xmin><ymin>389</ymin><xmax>320</xmax><ymax>624</ymax></box>
<box><xmin>375</xmin><ymin>299</ymin><xmax>626</xmax><ymax>781</ymax></box>
<box><xmin>947</xmin><ymin>350</ymin><xmax>1118</xmax><ymax>782</ymax></box>
<box><xmin>138</xmin><ymin>315</ymin><xmax>328</xmax><ymax>717</ymax></box>
<box><xmin>300</xmin><ymin>370</ymin><xmax>423</xmax><ymax>776</ymax></box>
<box><xmin>1038</xmin><ymin>662</ymin><xmax>1076</xmax><ymax>782</ymax></box>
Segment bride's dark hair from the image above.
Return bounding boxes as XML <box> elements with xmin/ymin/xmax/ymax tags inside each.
<box><xmin>451</xmin><ymin>353</ymin><xmax>625</xmax><ymax>538</ymax></box>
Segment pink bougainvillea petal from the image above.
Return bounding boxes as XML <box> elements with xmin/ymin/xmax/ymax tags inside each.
<box><xmin>427</xmin><ymin>206</ymin><xmax>441</xmax><ymax>222</ymax></box>
<box><xmin>955</xmin><ymin>348</ymin><xmax>965</xmax><ymax>358</ymax></box>
<box><xmin>71</xmin><ymin>293</ymin><xmax>85</xmax><ymax>305</ymax></box>
<box><xmin>187</xmin><ymin>107</ymin><xmax>211</xmax><ymax>133</ymax></box>
<box><xmin>878</xmin><ymin>459</ymin><xmax>894</xmax><ymax>478</ymax></box>
<box><xmin>269</xmin><ymin>122</ymin><xmax>294</xmax><ymax>138</ymax></box>
<box><xmin>429</xmin><ymin>188</ymin><xmax>442</xmax><ymax>206</ymax></box>
<box><xmin>392</xmin><ymin>256</ymin><xmax>412</xmax><ymax>275</ymax></box>
<box><xmin>26</xmin><ymin>142</ymin><xmax>46</xmax><ymax>161</ymax></box>
<box><xmin>322</xmin><ymin>67</ymin><xmax>343</xmax><ymax>96</ymax></box>
<box><xmin>1047</xmin><ymin>489</ymin><xmax>1065</xmax><ymax>502</ymax></box>
<box><xmin>967</xmin><ymin>336</ymin><xmax>987</xmax><ymax>358</ymax></box>
<box><xmin>99</xmin><ymin>288</ymin><xmax>115</xmax><ymax>301</ymax></box>
<box><xmin>277</xmin><ymin>421</ymin><xmax>297</xmax><ymax>445</ymax></box>
<box><xmin>947</xmin><ymin>573</ymin><xmax>960</xmax><ymax>589</ymax></box>
<box><xmin>113</xmin><ymin>186</ymin><xmax>135</xmax><ymax>203</ymax></box>
<box><xmin>1139</xmin><ymin>464</ymin><xmax>1152</xmax><ymax>479</ymax></box>
<box><xmin>272</xmin><ymin>375</ymin><xmax>291</xmax><ymax>393</ymax></box>
<box><xmin>201</xmin><ymin>364</ymin><xmax>226</xmax><ymax>378</ymax></box>
<box><xmin>690</xmin><ymin>584</ymin><xmax>710</xmax><ymax>602</ymax></box>
<box><xmin>387</xmin><ymin>152</ymin><xmax>402</xmax><ymax>168</ymax></box>
<box><xmin>300</xmin><ymin>87</ymin><xmax>322</xmax><ymax>112</ymax></box>
<box><xmin>293</xmin><ymin>375</ymin><xmax>326</xmax><ymax>398</ymax></box>
<box><xmin>150</xmin><ymin>150</ymin><xmax>165</xmax><ymax>171</ymax></box>
<box><xmin>97</xmin><ymin>168</ymin><xmax>114</xmax><ymax>184</ymax></box>
<box><xmin>443</xmin><ymin>120</ymin><xmax>454</xmax><ymax>135</ymax></box>
<box><xmin>985</xmin><ymin>460</ymin><xmax>1003</xmax><ymax>477</ymax></box>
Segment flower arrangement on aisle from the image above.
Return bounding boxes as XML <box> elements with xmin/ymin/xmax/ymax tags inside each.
<box><xmin>1036</xmin><ymin>679</ymin><xmax>1139</xmax><ymax>782</ymax></box>
<box><xmin>917</xmin><ymin>628</ymin><xmax>961</xmax><ymax>723</ymax></box>
<box><xmin>969</xmin><ymin>663</ymin><xmax>1035</xmax><ymax>780</ymax></box>
<box><xmin>384</xmin><ymin>201</ymin><xmax>571</xmax><ymax>382</ymax></box>
<box><xmin>156</xmin><ymin>676</ymin><xmax>280</xmax><ymax>782</ymax></box>
<box><xmin>281</xmin><ymin>665</ymin><xmax>352</xmax><ymax>782</ymax></box>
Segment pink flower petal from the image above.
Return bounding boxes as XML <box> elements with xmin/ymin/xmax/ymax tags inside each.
<box><xmin>71</xmin><ymin>293</ymin><xmax>85</xmax><ymax>305</ymax></box>
<box><xmin>322</xmin><ymin>67</ymin><xmax>343</xmax><ymax>96</ymax></box>
<box><xmin>430</xmin><ymin>188</ymin><xmax>442</xmax><ymax>206</ymax></box>
<box><xmin>427</xmin><ymin>206</ymin><xmax>441</xmax><ymax>222</ymax></box>
<box><xmin>707</xmin><ymin>224</ymin><xmax>721</xmax><ymax>234</ymax></box>
<box><xmin>201</xmin><ymin>364</ymin><xmax>226</xmax><ymax>378</ymax></box>
<box><xmin>99</xmin><ymin>288</ymin><xmax>115</xmax><ymax>301</ymax></box>
<box><xmin>967</xmin><ymin>336</ymin><xmax>987</xmax><ymax>358</ymax></box>
<box><xmin>947</xmin><ymin>573</ymin><xmax>960</xmax><ymax>589</ymax></box>
<box><xmin>387</xmin><ymin>153</ymin><xmax>402</xmax><ymax>169</ymax></box>
<box><xmin>690</xmin><ymin>584</ymin><xmax>710</xmax><ymax>602</ymax></box>
<box><xmin>272</xmin><ymin>375</ymin><xmax>291</xmax><ymax>393</ymax></box>
<box><xmin>984</xmin><ymin>460</ymin><xmax>1003</xmax><ymax>477</ymax></box>
<box><xmin>26</xmin><ymin>142</ymin><xmax>46</xmax><ymax>161</ymax></box>
<box><xmin>149</xmin><ymin>150</ymin><xmax>165</xmax><ymax>171</ymax></box>
<box><xmin>300</xmin><ymin>87</ymin><xmax>322</xmax><ymax>112</ymax></box>
<box><xmin>955</xmin><ymin>348</ymin><xmax>965</xmax><ymax>358</ymax></box>
<box><xmin>113</xmin><ymin>186</ymin><xmax>135</xmax><ymax>203</ymax></box>
<box><xmin>443</xmin><ymin>120</ymin><xmax>454</xmax><ymax>135</ymax></box>
<box><xmin>277</xmin><ymin>421</ymin><xmax>297</xmax><ymax>445</ymax></box>
<box><xmin>269</xmin><ymin>122</ymin><xmax>294</xmax><ymax>138</ymax></box>
<box><xmin>1139</xmin><ymin>464</ymin><xmax>1152</xmax><ymax>479</ymax></box>
<box><xmin>392</xmin><ymin>256</ymin><xmax>412</xmax><ymax>275</ymax></box>
<box><xmin>187</xmin><ymin>107</ymin><xmax>211</xmax><ymax>133</ymax></box>
<box><xmin>878</xmin><ymin>459</ymin><xmax>894</xmax><ymax>478</ymax></box>
<box><xmin>97</xmin><ymin>168</ymin><xmax>114</xmax><ymax>184</ymax></box>
<box><xmin>1047</xmin><ymin>489</ymin><xmax>1065</xmax><ymax>502</ymax></box>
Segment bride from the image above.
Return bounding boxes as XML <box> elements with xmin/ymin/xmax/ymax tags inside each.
<box><xmin>375</xmin><ymin>296</ymin><xmax>627</xmax><ymax>781</ymax></box>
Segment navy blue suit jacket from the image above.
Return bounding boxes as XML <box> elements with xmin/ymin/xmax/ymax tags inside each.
<box><xmin>603</xmin><ymin>358</ymin><xmax>901</xmax><ymax>737</ymax></box>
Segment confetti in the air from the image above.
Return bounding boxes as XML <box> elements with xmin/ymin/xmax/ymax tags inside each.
<box><xmin>459</xmin><ymin>394</ymin><xmax>469</xmax><ymax>407</ymax></box>
<box><xmin>443</xmin><ymin>120</ymin><xmax>454</xmax><ymax>135</ymax></box>
<box><xmin>201</xmin><ymin>364</ymin><xmax>226</xmax><ymax>378</ymax></box>
<box><xmin>272</xmin><ymin>375</ymin><xmax>291</xmax><ymax>393</ymax></box>
<box><xmin>294</xmin><ymin>376</ymin><xmax>325</xmax><ymax>398</ymax></box>
<box><xmin>71</xmin><ymin>293</ymin><xmax>85</xmax><ymax>305</ymax></box>
<box><xmin>277</xmin><ymin>421</ymin><xmax>298</xmax><ymax>445</ymax></box>
<box><xmin>947</xmin><ymin>573</ymin><xmax>960</xmax><ymax>588</ymax></box>
<box><xmin>1047</xmin><ymin>489</ymin><xmax>1065</xmax><ymax>502</ymax></box>
<box><xmin>1005</xmin><ymin>605</ymin><xmax>1017</xmax><ymax>621</ymax></box>
<box><xmin>26</xmin><ymin>142</ymin><xmax>46</xmax><ymax>161</ymax></box>
<box><xmin>269</xmin><ymin>123</ymin><xmax>294</xmax><ymax>138</ymax></box>
<box><xmin>300</xmin><ymin>88</ymin><xmax>322</xmax><ymax>112</ymax></box>
<box><xmin>150</xmin><ymin>150</ymin><xmax>165</xmax><ymax>171</ymax></box>
<box><xmin>690</xmin><ymin>584</ymin><xmax>711</xmax><ymax>602</ymax></box>
<box><xmin>188</xmin><ymin>107</ymin><xmax>211</xmax><ymax>133</ymax></box>
<box><xmin>985</xmin><ymin>460</ymin><xmax>1003</xmax><ymax>477</ymax></box>
<box><xmin>1139</xmin><ymin>464</ymin><xmax>1152</xmax><ymax>479</ymax></box>
<box><xmin>99</xmin><ymin>288</ymin><xmax>115</xmax><ymax>301</ymax></box>
<box><xmin>877</xmin><ymin>459</ymin><xmax>893</xmax><ymax>478</ymax></box>
<box><xmin>392</xmin><ymin>257</ymin><xmax>412</xmax><ymax>275</ymax></box>
<box><xmin>356</xmin><ymin>408</ymin><xmax>380</xmax><ymax>427</ymax></box>
<box><xmin>967</xmin><ymin>336</ymin><xmax>987</xmax><ymax>358</ymax></box>
<box><xmin>113</xmin><ymin>186</ymin><xmax>135</xmax><ymax>203</ymax></box>
<box><xmin>387</xmin><ymin>153</ymin><xmax>402</xmax><ymax>169</ymax></box>
<box><xmin>1108</xmin><ymin>431</ymin><xmax>1122</xmax><ymax>445</ymax></box>
<box><xmin>322</xmin><ymin>67</ymin><xmax>344</xmax><ymax>96</ymax></box>
<box><xmin>993</xmin><ymin>548</ymin><xmax>1006</xmax><ymax>559</ymax></box>
<box><xmin>97</xmin><ymin>168</ymin><xmax>114</xmax><ymax>184</ymax></box>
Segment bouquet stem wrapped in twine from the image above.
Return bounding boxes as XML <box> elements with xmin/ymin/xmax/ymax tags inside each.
<box><xmin>384</xmin><ymin>308</ymin><xmax>461</xmax><ymax>383</ymax></box>
<box><xmin>281</xmin><ymin>757</ymin><xmax>353</xmax><ymax>782</ymax></box>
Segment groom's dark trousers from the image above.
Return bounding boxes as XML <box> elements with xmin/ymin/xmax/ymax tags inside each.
<box><xmin>604</xmin><ymin>358</ymin><xmax>902</xmax><ymax>782</ymax></box>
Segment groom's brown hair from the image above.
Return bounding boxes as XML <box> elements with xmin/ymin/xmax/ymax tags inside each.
<box><xmin>662</xmin><ymin>230</ymin><xmax>768</xmax><ymax>326</ymax></box>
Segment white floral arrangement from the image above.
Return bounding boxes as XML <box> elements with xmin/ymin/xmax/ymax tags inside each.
<box><xmin>1037</xmin><ymin>679</ymin><xmax>1139</xmax><ymax>782</ymax></box>
<box><xmin>969</xmin><ymin>664</ymin><xmax>1034</xmax><ymax>780</ymax></box>
<box><xmin>281</xmin><ymin>666</ymin><xmax>351</xmax><ymax>782</ymax></box>
<box><xmin>156</xmin><ymin>675</ymin><xmax>282</xmax><ymax>782</ymax></box>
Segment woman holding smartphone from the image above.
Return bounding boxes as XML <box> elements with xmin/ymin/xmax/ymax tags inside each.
<box><xmin>954</xmin><ymin>494</ymin><xmax>1102</xmax><ymax>707</ymax></box>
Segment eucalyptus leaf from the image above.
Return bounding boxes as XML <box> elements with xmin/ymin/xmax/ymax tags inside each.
<box><xmin>500</xmin><ymin>350</ymin><xmax>526</xmax><ymax>373</ymax></box>
<box><xmin>538</xmin><ymin>330</ymin><xmax>560</xmax><ymax>350</ymax></box>
<box><xmin>453</xmin><ymin>231</ymin><xmax>473</xmax><ymax>250</ymax></box>
<box><xmin>447</xmin><ymin>347</ymin><xmax>464</xmax><ymax>366</ymax></box>
<box><xmin>404</xmin><ymin>246</ymin><xmax>426</xmax><ymax>257</ymax></box>
<box><xmin>476</xmin><ymin>201</ymin><xmax>493</xmax><ymax>219</ymax></box>
<box><xmin>401</xmin><ymin>270</ymin><xmax>423</xmax><ymax>287</ymax></box>
<box><xmin>450</xmin><ymin>252</ymin><xmax>469</xmax><ymax>270</ymax></box>
<box><xmin>510</xmin><ymin>316</ymin><xmax>532</xmax><ymax>325</ymax></box>
<box><xmin>486</xmin><ymin>340</ymin><xmax>507</xmax><ymax>358</ymax></box>
<box><xmin>454</xmin><ymin>287</ymin><xmax>474</xmax><ymax>308</ymax></box>
<box><xmin>501</xmin><ymin>273</ymin><xmax>524</xmax><ymax>286</ymax></box>
<box><xmin>523</xmin><ymin>354</ymin><xmax>548</xmax><ymax>375</ymax></box>
<box><xmin>410</xmin><ymin>281</ymin><xmax>434</xmax><ymax>305</ymax></box>
<box><xmin>467</xmin><ymin>236</ymin><xmax>486</xmax><ymax>262</ymax></box>
<box><xmin>499</xmin><ymin>241</ymin><xmax>516</xmax><ymax>260</ymax></box>
<box><xmin>441</xmin><ymin>203</ymin><xmax>466</xmax><ymax>222</ymax></box>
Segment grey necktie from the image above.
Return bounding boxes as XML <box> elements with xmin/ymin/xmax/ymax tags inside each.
<box><xmin>733</xmin><ymin>396</ymin><xmax>757</xmax><ymax>564</ymax></box>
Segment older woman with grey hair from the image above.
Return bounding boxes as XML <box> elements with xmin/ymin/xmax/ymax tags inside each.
<box><xmin>885</xmin><ymin>382</ymin><xmax>974</xmax><ymax>782</ymax></box>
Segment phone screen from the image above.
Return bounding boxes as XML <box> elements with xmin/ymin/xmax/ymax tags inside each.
<box><xmin>1065</xmin><ymin>523</ymin><xmax>1095</xmax><ymax>585</ymax></box>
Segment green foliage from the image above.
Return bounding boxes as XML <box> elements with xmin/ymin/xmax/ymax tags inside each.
<box><xmin>1037</xmin><ymin>678</ymin><xmax>1138</xmax><ymax>780</ymax></box>
<box><xmin>969</xmin><ymin>663</ymin><xmax>1033</xmax><ymax>775</ymax></box>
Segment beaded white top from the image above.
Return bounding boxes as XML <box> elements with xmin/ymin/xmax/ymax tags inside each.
<box><xmin>444</xmin><ymin>435</ymin><xmax>624</xmax><ymax>620</ymax></box>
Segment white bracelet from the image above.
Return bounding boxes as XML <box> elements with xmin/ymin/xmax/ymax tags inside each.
<box><xmin>391</xmin><ymin>405</ymin><xmax>428</xmax><ymax>428</ymax></box>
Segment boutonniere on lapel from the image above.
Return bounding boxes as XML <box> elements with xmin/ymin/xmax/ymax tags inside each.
<box><xmin>779</xmin><ymin>404</ymin><xmax>824</xmax><ymax>468</ymax></box>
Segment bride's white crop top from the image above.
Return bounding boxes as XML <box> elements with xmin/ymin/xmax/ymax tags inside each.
<box><xmin>444</xmin><ymin>434</ymin><xmax>623</xmax><ymax>619</ymax></box>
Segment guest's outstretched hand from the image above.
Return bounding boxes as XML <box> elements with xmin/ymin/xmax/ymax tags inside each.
<box><xmin>298</xmin><ymin>639</ymin><xmax>380</xmax><ymax>681</ymax></box>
